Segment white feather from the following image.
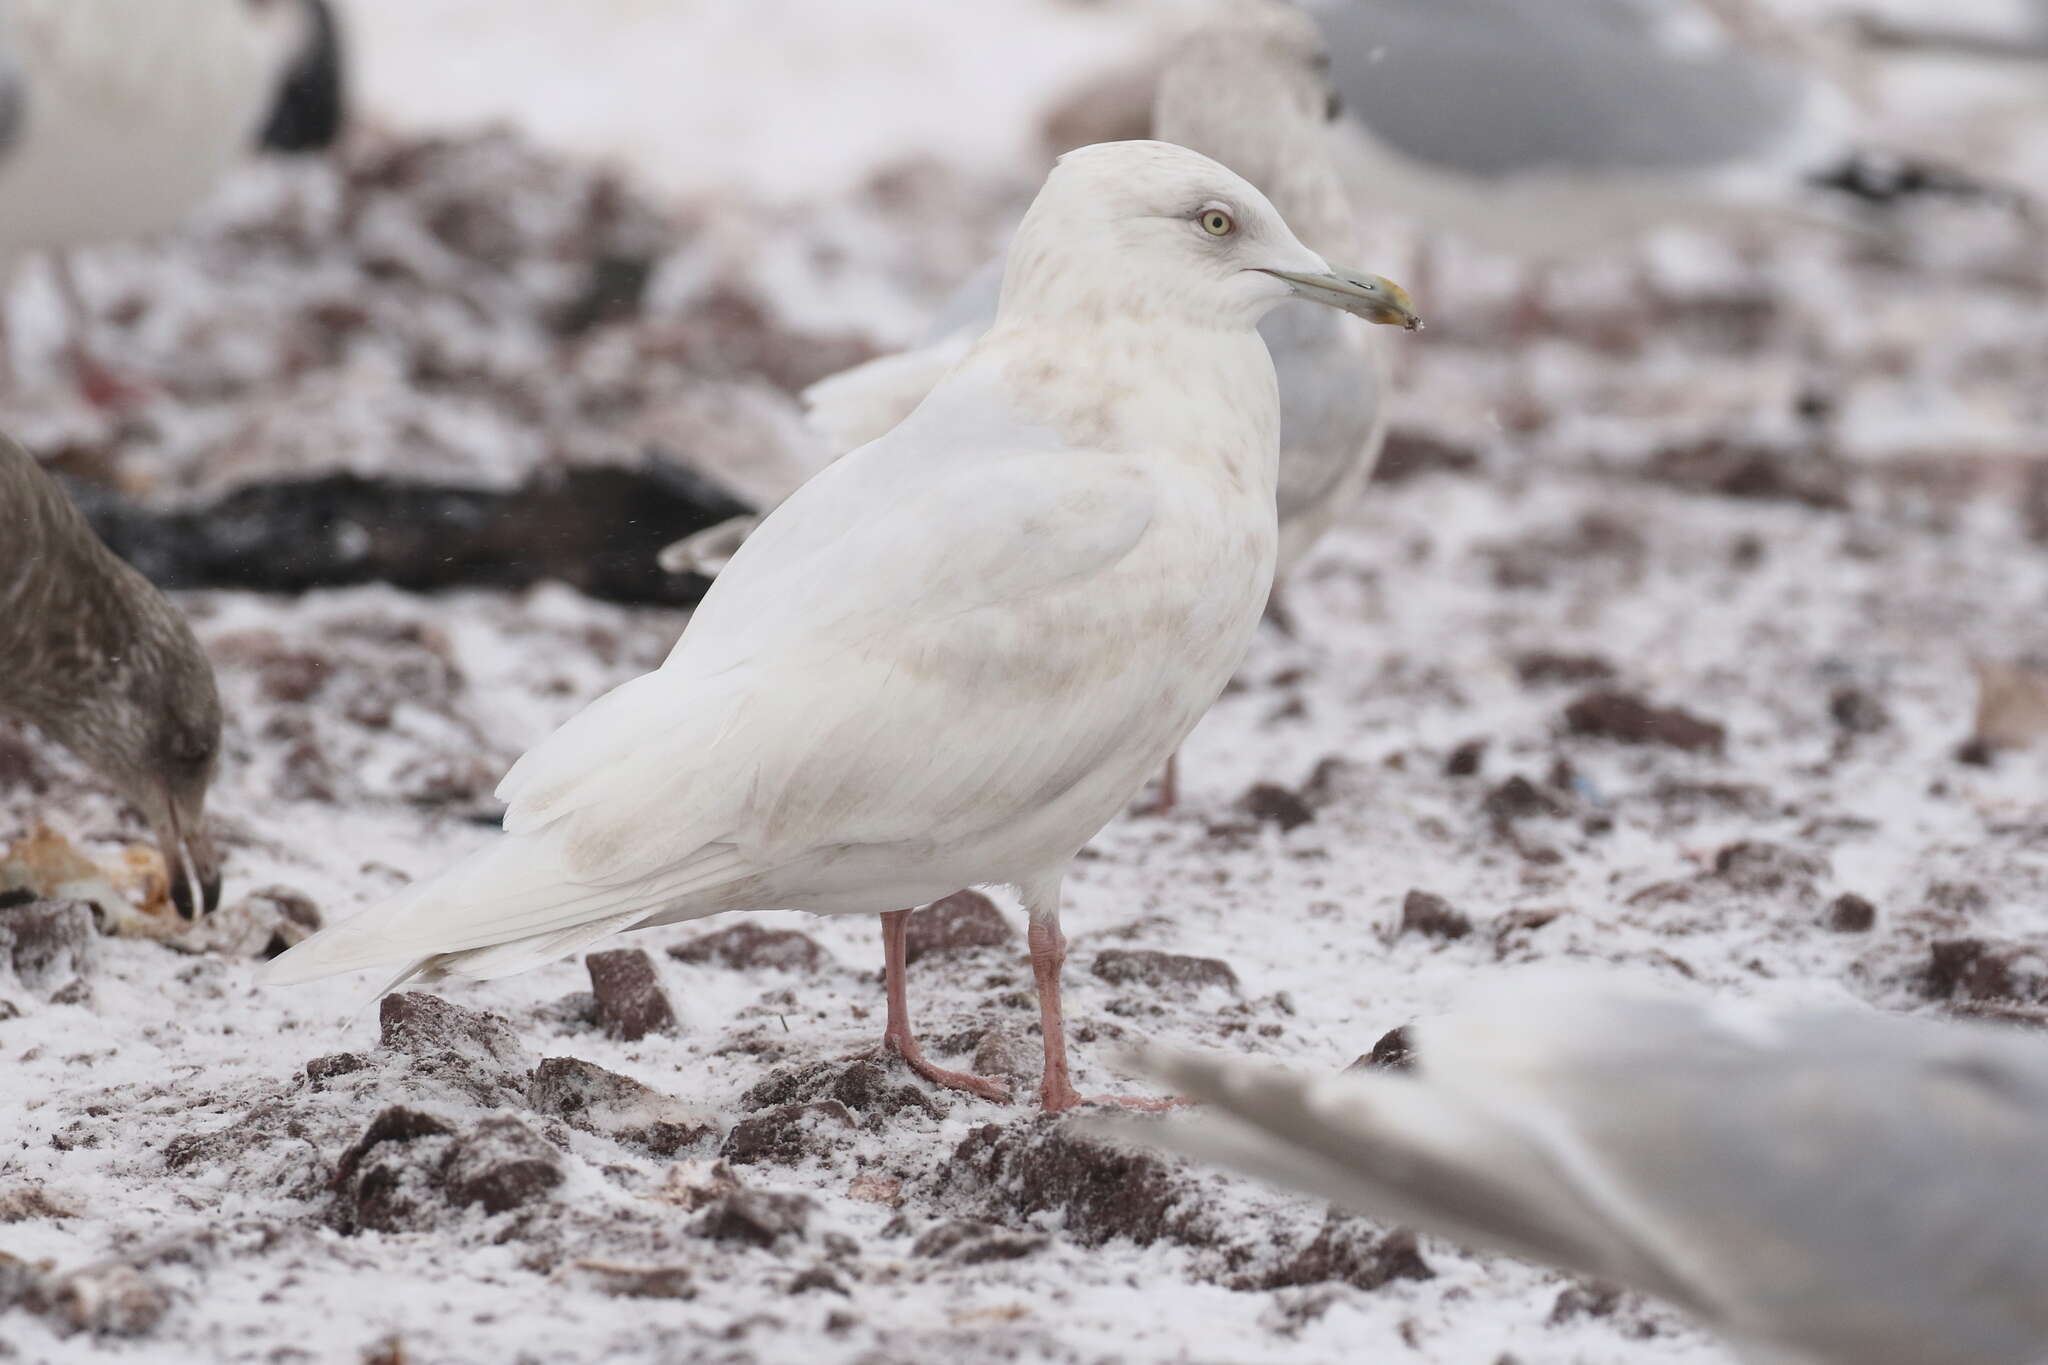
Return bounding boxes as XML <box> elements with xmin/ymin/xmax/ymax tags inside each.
<box><xmin>0</xmin><ymin>0</ymin><xmax>314</xmax><ymax>259</ymax></box>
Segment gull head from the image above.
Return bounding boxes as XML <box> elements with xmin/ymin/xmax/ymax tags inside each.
<box><xmin>65</xmin><ymin>617</ymin><xmax>225</xmax><ymax>920</ymax></box>
<box><xmin>1155</xmin><ymin>1</ymin><xmax>1343</xmax><ymax>165</ymax></box>
<box><xmin>1150</xmin><ymin>3</ymin><xmax>1364</xmax><ymax>263</ymax></box>
<box><xmin>1000</xmin><ymin>140</ymin><xmax>1419</xmax><ymax>333</ymax></box>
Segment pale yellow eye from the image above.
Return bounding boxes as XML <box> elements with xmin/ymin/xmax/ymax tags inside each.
<box><xmin>1199</xmin><ymin>209</ymin><xmax>1235</xmax><ymax>237</ymax></box>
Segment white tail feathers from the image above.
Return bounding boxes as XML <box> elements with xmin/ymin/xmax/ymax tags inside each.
<box><xmin>411</xmin><ymin>908</ymin><xmax>654</xmax><ymax>984</ymax></box>
<box><xmin>259</xmin><ymin>830</ymin><xmax>746</xmax><ymax>987</ymax></box>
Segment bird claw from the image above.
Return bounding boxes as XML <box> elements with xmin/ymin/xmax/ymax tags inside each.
<box><xmin>1039</xmin><ymin>1085</ymin><xmax>1188</xmax><ymax>1115</ymax></box>
<box><xmin>882</xmin><ymin>1036</ymin><xmax>1012</xmax><ymax>1103</ymax></box>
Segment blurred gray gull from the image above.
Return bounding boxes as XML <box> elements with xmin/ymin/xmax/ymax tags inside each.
<box><xmin>0</xmin><ymin>432</ymin><xmax>223</xmax><ymax>917</ymax></box>
<box><xmin>1311</xmin><ymin>0</ymin><xmax>2019</xmax><ymax>261</ymax></box>
<box><xmin>1100</xmin><ymin>971</ymin><xmax>2048</xmax><ymax>1364</ymax></box>
<box><xmin>0</xmin><ymin>0</ymin><xmax>345</xmax><ymax>404</ymax></box>
<box><xmin>266</xmin><ymin>140</ymin><xmax>1420</xmax><ymax>1113</ymax></box>
<box><xmin>1851</xmin><ymin>1</ymin><xmax>2048</xmax><ymax>63</ymax></box>
<box><xmin>667</xmin><ymin>6</ymin><xmax>1420</xmax><ymax>819</ymax></box>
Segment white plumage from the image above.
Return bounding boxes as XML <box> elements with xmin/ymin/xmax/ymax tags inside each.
<box><xmin>0</xmin><ymin>0</ymin><xmax>343</xmax><ymax>397</ymax></box>
<box><xmin>266</xmin><ymin>139</ymin><xmax>1421</xmax><ymax>1113</ymax></box>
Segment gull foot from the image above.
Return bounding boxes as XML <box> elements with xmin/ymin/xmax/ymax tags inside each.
<box><xmin>884</xmin><ymin>1035</ymin><xmax>1012</xmax><ymax>1103</ymax></box>
<box><xmin>1038</xmin><ymin>1082</ymin><xmax>1187</xmax><ymax>1115</ymax></box>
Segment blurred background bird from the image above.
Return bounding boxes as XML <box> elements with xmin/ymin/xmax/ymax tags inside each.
<box><xmin>667</xmin><ymin>3</ymin><xmax>1418</xmax><ymax>810</ymax></box>
<box><xmin>0</xmin><ymin>431</ymin><xmax>223</xmax><ymax>918</ymax></box>
<box><xmin>1307</xmin><ymin>0</ymin><xmax>2030</xmax><ymax>327</ymax></box>
<box><xmin>1850</xmin><ymin>0</ymin><xmax>2048</xmax><ymax>62</ymax></box>
<box><xmin>0</xmin><ymin>0</ymin><xmax>345</xmax><ymax>407</ymax></box>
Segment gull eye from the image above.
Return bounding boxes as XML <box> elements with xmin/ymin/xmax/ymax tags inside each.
<box><xmin>1199</xmin><ymin>209</ymin><xmax>1235</xmax><ymax>237</ymax></box>
<box><xmin>1325</xmin><ymin>91</ymin><xmax>1343</xmax><ymax>122</ymax></box>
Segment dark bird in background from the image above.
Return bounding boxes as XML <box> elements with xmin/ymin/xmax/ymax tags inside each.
<box><xmin>259</xmin><ymin>0</ymin><xmax>346</xmax><ymax>155</ymax></box>
<box><xmin>0</xmin><ymin>433</ymin><xmax>223</xmax><ymax>918</ymax></box>
<box><xmin>0</xmin><ymin>0</ymin><xmax>348</xmax><ymax>406</ymax></box>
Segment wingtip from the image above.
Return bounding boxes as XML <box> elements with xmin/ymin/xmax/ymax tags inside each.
<box><xmin>254</xmin><ymin>940</ymin><xmax>327</xmax><ymax>987</ymax></box>
<box><xmin>254</xmin><ymin>922</ymin><xmax>383</xmax><ymax>987</ymax></box>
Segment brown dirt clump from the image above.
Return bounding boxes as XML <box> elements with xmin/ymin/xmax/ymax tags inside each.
<box><xmin>1239</xmin><ymin>782</ymin><xmax>1316</xmax><ymax>832</ymax></box>
<box><xmin>585</xmin><ymin>947</ymin><xmax>679</xmax><ymax>1041</ymax></box>
<box><xmin>1090</xmin><ymin>949</ymin><xmax>1240</xmax><ymax>995</ymax></box>
<box><xmin>1399</xmin><ymin>891</ymin><xmax>1472</xmax><ymax>941</ymax></box>
<box><xmin>1239</xmin><ymin>1216</ymin><xmax>1434</xmax><ymax>1294</ymax></box>
<box><xmin>720</xmin><ymin>1101</ymin><xmax>858</xmax><ymax>1166</ymax></box>
<box><xmin>937</xmin><ymin>1118</ymin><xmax>1212</xmax><ymax>1249</ymax></box>
<box><xmin>1826</xmin><ymin>894</ymin><xmax>1877</xmax><ymax>933</ymax></box>
<box><xmin>1564</xmin><ymin>692</ymin><xmax>1726</xmax><ymax>754</ymax></box>
<box><xmin>902</xmin><ymin>891</ymin><xmax>1012</xmax><ymax>964</ymax></box>
<box><xmin>741</xmin><ymin>1056</ymin><xmax>942</xmax><ymax>1123</ymax></box>
<box><xmin>527</xmin><ymin>1056</ymin><xmax>716</xmax><ymax>1157</ymax></box>
<box><xmin>668</xmin><ymin>922</ymin><xmax>830</xmax><ymax>974</ymax></box>
<box><xmin>1351</xmin><ymin>1025</ymin><xmax>1416</xmax><ymax>1074</ymax></box>
<box><xmin>1921</xmin><ymin>938</ymin><xmax>2048</xmax><ymax>1005</ymax></box>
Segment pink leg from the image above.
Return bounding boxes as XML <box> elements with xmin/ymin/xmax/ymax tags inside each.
<box><xmin>1029</xmin><ymin>915</ymin><xmax>1179</xmax><ymax>1114</ymax></box>
<box><xmin>879</xmin><ymin>908</ymin><xmax>1010</xmax><ymax>1102</ymax></box>
<box><xmin>1031</xmin><ymin>916</ymin><xmax>1083</xmax><ymax>1113</ymax></box>
<box><xmin>53</xmin><ymin>254</ymin><xmax>147</xmax><ymax>411</ymax></box>
<box><xmin>1507</xmin><ymin>262</ymin><xmax>1557</xmax><ymax>341</ymax></box>
<box><xmin>1136</xmin><ymin>751</ymin><xmax>1179</xmax><ymax>817</ymax></box>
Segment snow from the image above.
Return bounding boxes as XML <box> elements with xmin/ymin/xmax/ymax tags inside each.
<box><xmin>4</xmin><ymin>2</ymin><xmax>2048</xmax><ymax>1363</ymax></box>
<box><xmin>338</xmin><ymin>0</ymin><xmax>1159</xmax><ymax>207</ymax></box>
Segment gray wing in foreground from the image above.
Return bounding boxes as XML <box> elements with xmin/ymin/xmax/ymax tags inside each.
<box><xmin>1524</xmin><ymin>1001</ymin><xmax>2048</xmax><ymax>1364</ymax></box>
<box><xmin>1122</xmin><ymin>996</ymin><xmax>2048</xmax><ymax>1365</ymax></box>
<box><xmin>1315</xmin><ymin>0</ymin><xmax>1811</xmax><ymax>178</ymax></box>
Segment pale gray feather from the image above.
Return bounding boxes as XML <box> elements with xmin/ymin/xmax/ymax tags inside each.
<box><xmin>1317</xmin><ymin>0</ymin><xmax>1811</xmax><ymax>178</ymax></box>
<box><xmin>1106</xmin><ymin>981</ymin><xmax>2048</xmax><ymax>1365</ymax></box>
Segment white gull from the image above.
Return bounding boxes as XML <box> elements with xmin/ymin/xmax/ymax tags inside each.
<box><xmin>264</xmin><ymin>139</ymin><xmax>1421</xmax><ymax>1114</ymax></box>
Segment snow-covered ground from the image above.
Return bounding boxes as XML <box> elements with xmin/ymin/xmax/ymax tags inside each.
<box><xmin>4</xmin><ymin>3</ymin><xmax>2048</xmax><ymax>1362</ymax></box>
